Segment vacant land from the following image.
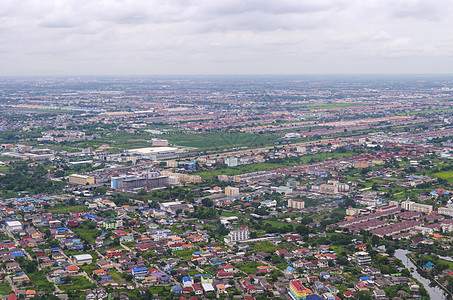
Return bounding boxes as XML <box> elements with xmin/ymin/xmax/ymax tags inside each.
<box><xmin>165</xmin><ymin>132</ymin><xmax>279</xmax><ymax>149</ymax></box>
<box><xmin>433</xmin><ymin>171</ymin><xmax>453</xmax><ymax>184</ymax></box>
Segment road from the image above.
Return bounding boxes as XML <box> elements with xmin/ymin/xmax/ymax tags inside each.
<box><xmin>5</xmin><ymin>228</ymin><xmax>33</xmax><ymax>261</ymax></box>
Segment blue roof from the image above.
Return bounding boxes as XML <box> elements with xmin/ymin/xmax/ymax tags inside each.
<box><xmin>360</xmin><ymin>276</ymin><xmax>371</xmax><ymax>281</ymax></box>
<box><xmin>132</xmin><ymin>267</ymin><xmax>148</xmax><ymax>272</ymax></box>
<box><xmin>182</xmin><ymin>276</ymin><xmax>192</xmax><ymax>282</ymax></box>
<box><xmin>307</xmin><ymin>296</ymin><xmax>323</xmax><ymax>300</ymax></box>
<box><xmin>171</xmin><ymin>285</ymin><xmax>182</xmax><ymax>291</ymax></box>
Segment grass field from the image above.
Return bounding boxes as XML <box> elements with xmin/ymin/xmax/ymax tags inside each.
<box><xmin>71</xmin><ymin>226</ymin><xmax>102</xmax><ymax>244</ymax></box>
<box><xmin>433</xmin><ymin>171</ymin><xmax>453</xmax><ymax>184</ymax></box>
<box><xmin>109</xmin><ymin>269</ymin><xmax>127</xmax><ymax>285</ymax></box>
<box><xmin>197</xmin><ymin>151</ymin><xmax>355</xmax><ymax>179</ymax></box>
<box><xmin>28</xmin><ymin>271</ymin><xmax>55</xmax><ymax>292</ymax></box>
<box><xmin>251</xmin><ymin>242</ymin><xmax>279</xmax><ymax>253</ymax></box>
<box><xmin>59</xmin><ymin>276</ymin><xmax>96</xmax><ymax>293</ymax></box>
<box><xmin>173</xmin><ymin>249</ymin><xmax>197</xmax><ymax>259</ymax></box>
<box><xmin>50</xmin><ymin>205</ymin><xmax>87</xmax><ymax>214</ymax></box>
<box><xmin>0</xmin><ymin>282</ymin><xmax>12</xmax><ymax>295</ymax></box>
<box><xmin>165</xmin><ymin>132</ymin><xmax>279</xmax><ymax>149</ymax></box>
<box><xmin>306</xmin><ymin>103</ymin><xmax>366</xmax><ymax>110</ymax></box>
<box><xmin>236</xmin><ymin>261</ymin><xmax>261</xmax><ymax>274</ymax></box>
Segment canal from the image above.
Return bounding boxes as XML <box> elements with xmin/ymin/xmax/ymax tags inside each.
<box><xmin>395</xmin><ymin>249</ymin><xmax>448</xmax><ymax>300</ymax></box>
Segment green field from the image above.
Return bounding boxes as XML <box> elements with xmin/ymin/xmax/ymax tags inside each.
<box><xmin>50</xmin><ymin>205</ymin><xmax>87</xmax><ymax>214</ymax></box>
<box><xmin>433</xmin><ymin>171</ymin><xmax>453</xmax><ymax>184</ymax></box>
<box><xmin>197</xmin><ymin>151</ymin><xmax>355</xmax><ymax>179</ymax></box>
<box><xmin>0</xmin><ymin>282</ymin><xmax>12</xmax><ymax>295</ymax></box>
<box><xmin>59</xmin><ymin>276</ymin><xmax>96</xmax><ymax>294</ymax></box>
<box><xmin>165</xmin><ymin>132</ymin><xmax>279</xmax><ymax>149</ymax></box>
<box><xmin>173</xmin><ymin>248</ymin><xmax>197</xmax><ymax>259</ymax></box>
<box><xmin>236</xmin><ymin>261</ymin><xmax>261</xmax><ymax>274</ymax></box>
<box><xmin>28</xmin><ymin>271</ymin><xmax>55</xmax><ymax>292</ymax></box>
<box><xmin>306</xmin><ymin>103</ymin><xmax>366</xmax><ymax>110</ymax></box>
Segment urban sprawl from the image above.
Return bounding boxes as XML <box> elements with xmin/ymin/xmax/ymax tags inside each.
<box><xmin>0</xmin><ymin>76</ymin><xmax>452</xmax><ymax>300</ymax></box>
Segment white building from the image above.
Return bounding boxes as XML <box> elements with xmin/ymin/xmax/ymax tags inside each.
<box><xmin>225</xmin><ymin>157</ymin><xmax>238</xmax><ymax>167</ymax></box>
<box><xmin>73</xmin><ymin>254</ymin><xmax>93</xmax><ymax>265</ymax></box>
<box><xmin>401</xmin><ymin>200</ymin><xmax>433</xmax><ymax>214</ymax></box>
<box><xmin>438</xmin><ymin>207</ymin><xmax>453</xmax><ymax>217</ymax></box>
<box><xmin>296</xmin><ymin>146</ymin><xmax>306</xmax><ymax>153</ymax></box>
<box><xmin>5</xmin><ymin>221</ymin><xmax>23</xmax><ymax>232</ymax></box>
<box><xmin>224</xmin><ymin>226</ymin><xmax>249</xmax><ymax>244</ymax></box>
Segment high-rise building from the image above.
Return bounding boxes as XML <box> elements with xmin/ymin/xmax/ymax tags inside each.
<box><xmin>288</xmin><ymin>198</ymin><xmax>305</xmax><ymax>210</ymax></box>
<box><xmin>224</xmin><ymin>226</ymin><xmax>249</xmax><ymax>244</ymax></box>
<box><xmin>225</xmin><ymin>186</ymin><xmax>240</xmax><ymax>197</ymax></box>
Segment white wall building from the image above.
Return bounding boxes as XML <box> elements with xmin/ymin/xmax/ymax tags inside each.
<box><xmin>5</xmin><ymin>221</ymin><xmax>23</xmax><ymax>232</ymax></box>
<box><xmin>438</xmin><ymin>207</ymin><xmax>453</xmax><ymax>217</ymax></box>
<box><xmin>401</xmin><ymin>200</ymin><xmax>433</xmax><ymax>214</ymax></box>
<box><xmin>224</xmin><ymin>226</ymin><xmax>249</xmax><ymax>244</ymax></box>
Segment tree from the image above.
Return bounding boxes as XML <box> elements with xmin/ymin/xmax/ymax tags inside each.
<box><xmin>354</xmin><ymin>291</ymin><xmax>372</xmax><ymax>300</ymax></box>
<box><xmin>202</xmin><ymin>198</ymin><xmax>214</xmax><ymax>207</ymax></box>
<box><xmin>386</xmin><ymin>246</ymin><xmax>395</xmax><ymax>256</ymax></box>
<box><xmin>371</xmin><ymin>235</ymin><xmax>380</xmax><ymax>246</ymax></box>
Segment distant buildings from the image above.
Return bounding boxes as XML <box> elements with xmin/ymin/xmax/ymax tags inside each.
<box><xmin>225</xmin><ymin>157</ymin><xmax>238</xmax><ymax>167</ymax></box>
<box><xmin>401</xmin><ymin>200</ymin><xmax>433</xmax><ymax>214</ymax></box>
<box><xmin>68</xmin><ymin>174</ymin><xmax>95</xmax><ymax>185</ymax></box>
<box><xmin>159</xmin><ymin>201</ymin><xmax>194</xmax><ymax>214</ymax></box>
<box><xmin>438</xmin><ymin>207</ymin><xmax>453</xmax><ymax>217</ymax></box>
<box><xmin>151</xmin><ymin>138</ymin><xmax>169</xmax><ymax>147</ymax></box>
<box><xmin>225</xmin><ymin>186</ymin><xmax>239</xmax><ymax>197</ymax></box>
<box><xmin>288</xmin><ymin>199</ymin><xmax>305</xmax><ymax>210</ymax></box>
<box><xmin>111</xmin><ymin>173</ymin><xmax>169</xmax><ymax>190</ymax></box>
<box><xmin>160</xmin><ymin>171</ymin><xmax>202</xmax><ymax>184</ymax></box>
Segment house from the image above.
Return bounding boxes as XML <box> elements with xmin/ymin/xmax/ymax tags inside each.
<box><xmin>373</xmin><ymin>290</ymin><xmax>386</xmax><ymax>299</ymax></box>
<box><xmin>201</xmin><ymin>283</ymin><xmax>214</xmax><ymax>293</ymax></box>
<box><xmin>354</xmin><ymin>282</ymin><xmax>369</xmax><ymax>291</ymax></box>
<box><xmin>192</xmin><ymin>283</ymin><xmax>203</xmax><ymax>295</ymax></box>
<box><xmin>96</xmin><ymin>259</ymin><xmax>114</xmax><ymax>269</ymax></box>
<box><xmin>343</xmin><ymin>291</ymin><xmax>354</xmax><ymax>298</ymax></box>
<box><xmin>106</xmin><ymin>249</ymin><xmax>123</xmax><ymax>258</ymax></box>
<box><xmin>93</xmin><ymin>269</ymin><xmax>107</xmax><ymax>277</ymax></box>
<box><xmin>245</xmin><ymin>284</ymin><xmax>256</xmax><ymax>294</ymax></box>
<box><xmin>201</xmin><ymin>274</ymin><xmax>213</xmax><ymax>284</ymax></box>
<box><xmin>216</xmin><ymin>284</ymin><xmax>227</xmax><ymax>294</ymax></box>
<box><xmin>132</xmin><ymin>267</ymin><xmax>148</xmax><ymax>279</ymax></box>
<box><xmin>11</xmin><ymin>273</ymin><xmax>30</xmax><ymax>283</ymax></box>
<box><xmin>182</xmin><ymin>276</ymin><xmax>193</xmax><ymax>288</ymax></box>
<box><xmin>5</xmin><ymin>262</ymin><xmax>21</xmax><ymax>273</ymax></box>
<box><xmin>65</xmin><ymin>265</ymin><xmax>79</xmax><ymax>275</ymax></box>
<box><xmin>222</xmin><ymin>264</ymin><xmax>235</xmax><ymax>273</ymax></box>
<box><xmin>216</xmin><ymin>270</ymin><xmax>233</xmax><ymax>279</ymax></box>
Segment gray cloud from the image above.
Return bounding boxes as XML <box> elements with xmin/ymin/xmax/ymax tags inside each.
<box><xmin>0</xmin><ymin>0</ymin><xmax>452</xmax><ymax>75</ymax></box>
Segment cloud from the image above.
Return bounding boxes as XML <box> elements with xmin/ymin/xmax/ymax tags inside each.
<box><xmin>0</xmin><ymin>0</ymin><xmax>452</xmax><ymax>75</ymax></box>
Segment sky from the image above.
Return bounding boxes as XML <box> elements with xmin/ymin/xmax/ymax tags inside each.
<box><xmin>1</xmin><ymin>0</ymin><xmax>452</xmax><ymax>76</ymax></box>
